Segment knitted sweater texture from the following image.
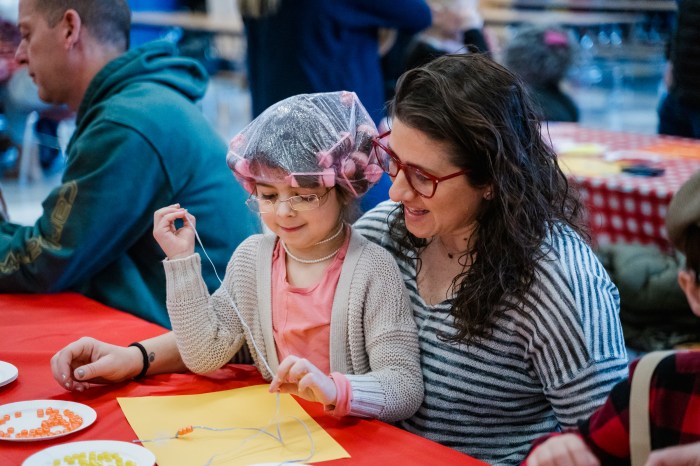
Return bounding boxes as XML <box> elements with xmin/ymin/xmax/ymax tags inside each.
<box><xmin>163</xmin><ymin>228</ymin><xmax>423</xmax><ymax>422</ymax></box>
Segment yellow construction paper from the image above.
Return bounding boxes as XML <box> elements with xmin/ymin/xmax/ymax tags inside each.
<box><xmin>117</xmin><ymin>385</ymin><xmax>350</xmax><ymax>466</ymax></box>
<box><xmin>559</xmin><ymin>156</ymin><xmax>621</xmax><ymax>177</ymax></box>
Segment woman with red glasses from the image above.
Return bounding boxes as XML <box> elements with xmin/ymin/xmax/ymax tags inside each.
<box><xmin>355</xmin><ymin>53</ymin><xmax>627</xmax><ymax>465</ymax></box>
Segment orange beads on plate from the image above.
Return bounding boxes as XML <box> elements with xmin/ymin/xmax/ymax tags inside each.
<box><xmin>0</xmin><ymin>406</ymin><xmax>84</xmax><ymax>439</ymax></box>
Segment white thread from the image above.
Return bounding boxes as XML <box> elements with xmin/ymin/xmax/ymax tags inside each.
<box><xmin>187</xmin><ymin>213</ymin><xmax>273</xmax><ymax>375</ymax></box>
<box><xmin>173</xmin><ymin>213</ymin><xmax>316</xmax><ymax>465</ymax></box>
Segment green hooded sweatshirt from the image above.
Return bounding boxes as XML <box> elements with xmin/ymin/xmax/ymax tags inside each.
<box><xmin>0</xmin><ymin>41</ymin><xmax>259</xmax><ymax>328</ymax></box>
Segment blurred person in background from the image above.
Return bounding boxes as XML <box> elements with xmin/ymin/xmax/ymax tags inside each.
<box><xmin>502</xmin><ymin>24</ymin><xmax>579</xmax><ymax>123</ymax></box>
<box><xmin>237</xmin><ymin>0</ymin><xmax>431</xmax><ymax>125</ymax></box>
<box><xmin>1</xmin><ymin>0</ymin><xmax>67</xmax><ymax>177</ymax></box>
<box><xmin>237</xmin><ymin>0</ymin><xmax>431</xmax><ymax>213</ymax></box>
<box><xmin>403</xmin><ymin>0</ymin><xmax>485</xmax><ymax>71</ymax></box>
<box><xmin>0</xmin><ymin>1</ymin><xmax>22</xmax><ymax>174</ymax></box>
<box><xmin>658</xmin><ymin>0</ymin><xmax>700</xmax><ymax>139</ymax></box>
<box><xmin>0</xmin><ymin>183</ymin><xmax>7</xmax><ymax>221</ymax></box>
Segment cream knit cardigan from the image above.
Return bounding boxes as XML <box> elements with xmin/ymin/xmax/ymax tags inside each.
<box><xmin>163</xmin><ymin>228</ymin><xmax>424</xmax><ymax>422</ymax></box>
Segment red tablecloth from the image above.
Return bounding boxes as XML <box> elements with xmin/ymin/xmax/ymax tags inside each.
<box><xmin>0</xmin><ymin>293</ymin><xmax>484</xmax><ymax>466</ymax></box>
<box><xmin>546</xmin><ymin>123</ymin><xmax>700</xmax><ymax>250</ymax></box>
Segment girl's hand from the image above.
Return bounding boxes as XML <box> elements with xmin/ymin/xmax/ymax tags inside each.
<box><xmin>153</xmin><ymin>204</ymin><xmax>196</xmax><ymax>260</ymax></box>
<box><xmin>50</xmin><ymin>337</ymin><xmax>143</xmax><ymax>392</ymax></box>
<box><xmin>269</xmin><ymin>355</ymin><xmax>337</xmax><ymax>406</ymax></box>
<box><xmin>526</xmin><ymin>433</ymin><xmax>599</xmax><ymax>466</ymax></box>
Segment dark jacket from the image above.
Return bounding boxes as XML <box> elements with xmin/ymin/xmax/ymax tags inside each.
<box><xmin>242</xmin><ymin>0</ymin><xmax>431</xmax><ymax>124</ymax></box>
<box><xmin>670</xmin><ymin>0</ymin><xmax>700</xmax><ymax>106</ymax></box>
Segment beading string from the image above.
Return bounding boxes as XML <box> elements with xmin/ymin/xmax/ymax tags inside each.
<box><xmin>133</xmin><ymin>213</ymin><xmax>315</xmax><ymax>465</ymax></box>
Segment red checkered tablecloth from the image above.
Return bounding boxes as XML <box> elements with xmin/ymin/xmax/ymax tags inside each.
<box><xmin>545</xmin><ymin>123</ymin><xmax>700</xmax><ymax>250</ymax></box>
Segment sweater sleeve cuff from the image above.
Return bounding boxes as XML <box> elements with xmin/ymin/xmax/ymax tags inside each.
<box><xmin>343</xmin><ymin>374</ymin><xmax>385</xmax><ymax>419</ymax></box>
<box><xmin>162</xmin><ymin>253</ymin><xmax>210</xmax><ymax>302</ymax></box>
<box><xmin>325</xmin><ymin>372</ymin><xmax>353</xmax><ymax>417</ymax></box>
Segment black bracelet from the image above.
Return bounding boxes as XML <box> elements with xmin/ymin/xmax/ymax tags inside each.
<box><xmin>129</xmin><ymin>342</ymin><xmax>150</xmax><ymax>380</ymax></box>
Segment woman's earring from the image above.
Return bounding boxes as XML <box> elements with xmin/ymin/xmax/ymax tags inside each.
<box><xmin>484</xmin><ymin>191</ymin><xmax>493</xmax><ymax>200</ymax></box>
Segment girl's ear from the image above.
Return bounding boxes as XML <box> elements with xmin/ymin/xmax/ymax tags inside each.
<box><xmin>678</xmin><ymin>270</ymin><xmax>700</xmax><ymax>317</ymax></box>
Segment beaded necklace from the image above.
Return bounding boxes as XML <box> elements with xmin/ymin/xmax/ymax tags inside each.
<box><xmin>281</xmin><ymin>222</ymin><xmax>345</xmax><ymax>264</ymax></box>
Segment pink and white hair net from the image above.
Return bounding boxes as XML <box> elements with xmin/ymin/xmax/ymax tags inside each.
<box><xmin>226</xmin><ymin>91</ymin><xmax>382</xmax><ymax>198</ymax></box>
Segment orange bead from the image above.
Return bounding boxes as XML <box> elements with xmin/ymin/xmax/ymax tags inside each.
<box><xmin>37</xmin><ymin>408</ymin><xmax>44</xmax><ymax>417</ymax></box>
<box><xmin>177</xmin><ymin>425</ymin><xmax>194</xmax><ymax>436</ymax></box>
<box><xmin>14</xmin><ymin>411</ymin><xmax>21</xmax><ymax>418</ymax></box>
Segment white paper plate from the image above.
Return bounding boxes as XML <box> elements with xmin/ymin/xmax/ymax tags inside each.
<box><xmin>0</xmin><ymin>399</ymin><xmax>96</xmax><ymax>441</ymax></box>
<box><xmin>22</xmin><ymin>440</ymin><xmax>156</xmax><ymax>466</ymax></box>
<box><xmin>604</xmin><ymin>149</ymin><xmax>662</xmax><ymax>163</ymax></box>
<box><xmin>0</xmin><ymin>361</ymin><xmax>19</xmax><ymax>388</ymax></box>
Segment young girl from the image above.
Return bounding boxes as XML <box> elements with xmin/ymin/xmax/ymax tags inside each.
<box><xmin>51</xmin><ymin>91</ymin><xmax>423</xmax><ymax>423</ymax></box>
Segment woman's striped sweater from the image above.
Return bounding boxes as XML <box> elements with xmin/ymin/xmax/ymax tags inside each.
<box><xmin>354</xmin><ymin>201</ymin><xmax>628</xmax><ymax>465</ymax></box>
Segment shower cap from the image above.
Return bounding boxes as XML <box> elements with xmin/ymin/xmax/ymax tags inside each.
<box><xmin>226</xmin><ymin>91</ymin><xmax>383</xmax><ymax>198</ymax></box>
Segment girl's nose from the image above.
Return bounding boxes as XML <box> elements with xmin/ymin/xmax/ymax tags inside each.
<box><xmin>275</xmin><ymin>199</ymin><xmax>296</xmax><ymax>216</ymax></box>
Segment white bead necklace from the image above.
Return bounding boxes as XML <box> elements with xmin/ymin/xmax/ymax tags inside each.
<box><xmin>281</xmin><ymin>222</ymin><xmax>345</xmax><ymax>264</ymax></box>
<box><xmin>313</xmin><ymin>221</ymin><xmax>345</xmax><ymax>245</ymax></box>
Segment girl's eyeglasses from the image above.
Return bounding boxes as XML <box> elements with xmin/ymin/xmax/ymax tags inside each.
<box><xmin>245</xmin><ymin>188</ymin><xmax>333</xmax><ymax>214</ymax></box>
<box><xmin>371</xmin><ymin>130</ymin><xmax>469</xmax><ymax>199</ymax></box>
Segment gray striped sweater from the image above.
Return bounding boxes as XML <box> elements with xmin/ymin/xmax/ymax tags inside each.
<box><xmin>354</xmin><ymin>201</ymin><xmax>628</xmax><ymax>465</ymax></box>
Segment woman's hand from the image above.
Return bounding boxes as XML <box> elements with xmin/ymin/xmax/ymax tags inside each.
<box><xmin>50</xmin><ymin>337</ymin><xmax>143</xmax><ymax>392</ymax></box>
<box><xmin>269</xmin><ymin>355</ymin><xmax>337</xmax><ymax>406</ymax></box>
<box><xmin>526</xmin><ymin>433</ymin><xmax>600</xmax><ymax>466</ymax></box>
<box><xmin>153</xmin><ymin>204</ymin><xmax>196</xmax><ymax>260</ymax></box>
<box><xmin>646</xmin><ymin>443</ymin><xmax>700</xmax><ymax>466</ymax></box>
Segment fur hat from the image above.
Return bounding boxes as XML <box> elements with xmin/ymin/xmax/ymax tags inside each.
<box><xmin>666</xmin><ymin>170</ymin><xmax>700</xmax><ymax>254</ymax></box>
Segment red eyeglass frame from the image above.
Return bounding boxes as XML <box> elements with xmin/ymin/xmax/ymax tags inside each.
<box><xmin>371</xmin><ymin>130</ymin><xmax>469</xmax><ymax>199</ymax></box>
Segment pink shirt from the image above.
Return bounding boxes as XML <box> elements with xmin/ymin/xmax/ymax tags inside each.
<box><xmin>271</xmin><ymin>231</ymin><xmax>352</xmax><ymax>416</ymax></box>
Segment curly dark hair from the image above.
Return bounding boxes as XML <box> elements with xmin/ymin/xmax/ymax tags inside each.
<box><xmin>387</xmin><ymin>52</ymin><xmax>587</xmax><ymax>343</ymax></box>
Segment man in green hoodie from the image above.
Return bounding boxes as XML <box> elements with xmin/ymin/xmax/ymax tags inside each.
<box><xmin>0</xmin><ymin>0</ymin><xmax>259</xmax><ymax>327</ymax></box>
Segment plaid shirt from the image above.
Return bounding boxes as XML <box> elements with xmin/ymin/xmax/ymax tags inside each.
<box><xmin>524</xmin><ymin>351</ymin><xmax>700</xmax><ymax>465</ymax></box>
